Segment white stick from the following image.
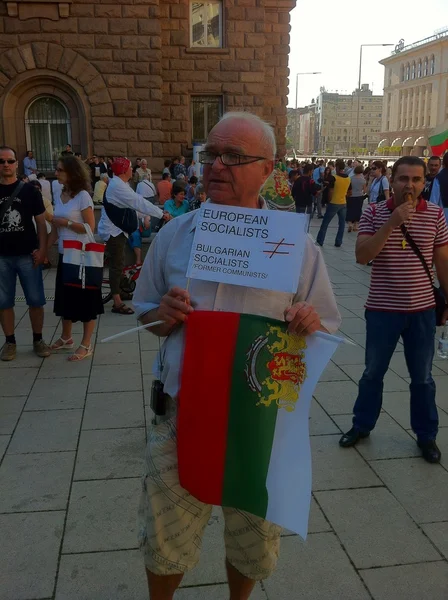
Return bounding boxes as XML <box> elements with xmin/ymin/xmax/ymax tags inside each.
<box><xmin>100</xmin><ymin>320</ymin><xmax>165</xmax><ymax>343</ymax></box>
<box><xmin>313</xmin><ymin>330</ymin><xmax>356</xmax><ymax>346</ymax></box>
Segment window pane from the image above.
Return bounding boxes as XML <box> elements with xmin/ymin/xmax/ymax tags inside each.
<box><xmin>26</xmin><ymin>96</ymin><xmax>71</xmax><ymax>170</ymax></box>
<box><xmin>207</xmin><ymin>3</ymin><xmax>221</xmax><ymax>48</ymax></box>
<box><xmin>206</xmin><ymin>98</ymin><xmax>221</xmax><ymax>135</ymax></box>
<box><xmin>191</xmin><ymin>2</ymin><xmax>221</xmax><ymax>48</ymax></box>
<box><xmin>192</xmin><ymin>98</ymin><xmax>206</xmax><ymax>141</ymax></box>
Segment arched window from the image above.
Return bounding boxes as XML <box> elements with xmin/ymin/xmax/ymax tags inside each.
<box><xmin>430</xmin><ymin>55</ymin><xmax>435</xmax><ymax>75</ymax></box>
<box><xmin>411</xmin><ymin>62</ymin><xmax>416</xmax><ymax>79</ymax></box>
<box><xmin>25</xmin><ymin>96</ymin><xmax>71</xmax><ymax>171</ymax></box>
<box><xmin>417</xmin><ymin>60</ymin><xmax>422</xmax><ymax>78</ymax></box>
<box><xmin>405</xmin><ymin>64</ymin><xmax>410</xmax><ymax>81</ymax></box>
<box><xmin>423</xmin><ymin>57</ymin><xmax>428</xmax><ymax>76</ymax></box>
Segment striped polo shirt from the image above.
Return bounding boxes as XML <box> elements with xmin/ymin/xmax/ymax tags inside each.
<box><xmin>358</xmin><ymin>197</ymin><xmax>448</xmax><ymax>312</ymax></box>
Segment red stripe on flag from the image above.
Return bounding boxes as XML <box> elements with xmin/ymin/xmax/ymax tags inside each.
<box><xmin>178</xmin><ymin>311</ymin><xmax>240</xmax><ymax>505</ymax></box>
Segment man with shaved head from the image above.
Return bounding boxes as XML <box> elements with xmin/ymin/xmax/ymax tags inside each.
<box><xmin>133</xmin><ymin>112</ymin><xmax>341</xmax><ymax>599</ymax></box>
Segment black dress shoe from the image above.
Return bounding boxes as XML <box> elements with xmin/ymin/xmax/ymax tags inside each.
<box><xmin>339</xmin><ymin>427</ymin><xmax>370</xmax><ymax>448</ymax></box>
<box><xmin>417</xmin><ymin>440</ymin><xmax>441</xmax><ymax>463</ymax></box>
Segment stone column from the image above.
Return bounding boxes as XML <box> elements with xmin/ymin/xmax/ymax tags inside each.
<box><xmin>406</xmin><ymin>89</ymin><xmax>412</xmax><ymax>128</ymax></box>
<box><xmin>418</xmin><ymin>86</ymin><xmax>424</xmax><ymax>127</ymax></box>
<box><xmin>423</xmin><ymin>85</ymin><xmax>429</xmax><ymax>127</ymax></box>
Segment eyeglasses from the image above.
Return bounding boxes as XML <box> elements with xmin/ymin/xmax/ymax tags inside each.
<box><xmin>199</xmin><ymin>151</ymin><xmax>268</xmax><ymax>167</ymax></box>
<box><xmin>0</xmin><ymin>159</ymin><xmax>16</xmax><ymax>165</ymax></box>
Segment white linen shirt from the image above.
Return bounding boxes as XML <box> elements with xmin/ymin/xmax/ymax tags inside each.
<box><xmin>133</xmin><ymin>205</ymin><xmax>341</xmax><ymax>399</ymax></box>
<box><xmin>98</xmin><ymin>176</ymin><xmax>163</xmax><ymax>241</ymax></box>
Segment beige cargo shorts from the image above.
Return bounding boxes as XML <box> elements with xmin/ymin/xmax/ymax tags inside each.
<box><xmin>138</xmin><ymin>416</ymin><xmax>282</xmax><ymax>580</ymax></box>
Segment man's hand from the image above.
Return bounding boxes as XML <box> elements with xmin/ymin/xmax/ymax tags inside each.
<box><xmin>32</xmin><ymin>249</ymin><xmax>46</xmax><ymax>267</ymax></box>
<box><xmin>284</xmin><ymin>302</ymin><xmax>321</xmax><ymax>336</ymax></box>
<box><xmin>388</xmin><ymin>202</ymin><xmax>415</xmax><ymax>229</ymax></box>
<box><xmin>162</xmin><ymin>211</ymin><xmax>172</xmax><ymax>221</ymax></box>
<box><xmin>157</xmin><ymin>286</ymin><xmax>193</xmax><ymax>328</ymax></box>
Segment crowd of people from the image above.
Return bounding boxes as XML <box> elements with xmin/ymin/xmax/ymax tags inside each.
<box><xmin>285</xmin><ymin>153</ymin><xmax>448</xmax><ymax>248</ymax></box>
<box><xmin>1</xmin><ymin>110</ymin><xmax>448</xmax><ymax>599</ymax></box>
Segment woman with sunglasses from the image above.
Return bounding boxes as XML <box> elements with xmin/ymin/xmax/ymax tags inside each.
<box><xmin>48</xmin><ymin>155</ymin><xmax>103</xmax><ymax>361</ymax></box>
<box><xmin>367</xmin><ymin>160</ymin><xmax>390</xmax><ymax>204</ymax></box>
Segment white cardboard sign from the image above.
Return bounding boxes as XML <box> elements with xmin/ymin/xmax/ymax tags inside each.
<box><xmin>186</xmin><ymin>204</ymin><xmax>308</xmax><ymax>293</ymax></box>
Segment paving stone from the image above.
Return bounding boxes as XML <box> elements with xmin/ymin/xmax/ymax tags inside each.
<box><xmin>338</xmin><ymin>317</ymin><xmax>367</xmax><ymax>335</ymax></box>
<box><xmin>370</xmin><ymin>458</ymin><xmax>448</xmax><ymax>523</ymax></box>
<box><xmin>177</xmin><ymin>584</ymin><xmax>268</xmax><ymax>599</ymax></box>
<box><xmin>0</xmin><ymin>350</ymin><xmax>43</xmax><ymax>369</ymax></box>
<box><xmin>95</xmin><ymin>325</ymin><xmax>139</xmax><ymax>344</ymax></box>
<box><xmin>433</xmin><ymin>375</ymin><xmax>448</xmax><ymax>411</ymax></box>
<box><xmin>0</xmin><ymin>396</ymin><xmax>26</xmax><ymax>435</ymax></box>
<box><xmin>309</xmin><ymin>400</ymin><xmax>340</xmax><ymax>436</ymax></box>
<box><xmin>38</xmin><ymin>352</ymin><xmax>92</xmax><ymax>378</ymax></box>
<box><xmin>360</xmin><ymin>562</ymin><xmax>448</xmax><ymax>600</ymax></box>
<box><xmin>333</xmin><ymin>414</ymin><xmax>420</xmax><ymax>460</ymax></box>
<box><xmin>0</xmin><ymin>511</ymin><xmax>64</xmax><ymax>600</ymax></box>
<box><xmin>313</xmin><ymin>380</ymin><xmax>359</xmax><ymax>415</ymax></box>
<box><xmin>319</xmin><ymin>361</ymin><xmax>350</xmax><ymax>382</ymax></box>
<box><xmin>1</xmin><ymin>368</ymin><xmax>38</xmax><ymax>396</ymax></box>
<box><xmin>382</xmin><ymin>391</ymin><xmax>448</xmax><ymax>429</ymax></box>
<box><xmin>25</xmin><ymin>377</ymin><xmax>88</xmax><ymax>410</ymax></box>
<box><xmin>141</xmin><ymin>350</ymin><xmax>158</xmax><ymax>374</ymax></box>
<box><xmin>74</xmin><ymin>428</ymin><xmax>145</xmax><ymax>480</ymax></box>
<box><xmin>332</xmin><ymin>341</ymin><xmax>366</xmax><ymax>365</ymax></box>
<box><xmin>340</xmin><ymin>363</ymin><xmax>409</xmax><ymax>392</ymax></box>
<box><xmin>55</xmin><ymin>550</ymin><xmax>147</xmax><ymax>600</ymax></box>
<box><xmin>282</xmin><ymin>497</ymin><xmax>331</xmax><ymax>536</ymax></box>
<box><xmin>436</xmin><ymin>426</ymin><xmax>448</xmax><ymax>467</ymax></box>
<box><xmin>0</xmin><ymin>451</ymin><xmax>75</xmax><ymax>512</ymax></box>
<box><xmin>0</xmin><ymin>435</ymin><xmax>10</xmax><ymax>460</ymax></box>
<box><xmin>182</xmin><ymin>508</ymin><xmax>227</xmax><ymax>587</ymax></box>
<box><xmin>433</xmin><ymin>358</ymin><xmax>448</xmax><ymax>374</ymax></box>
<box><xmin>8</xmin><ymin>410</ymin><xmax>83</xmax><ymax>453</ymax></box>
<box><xmin>13</xmin><ymin>326</ymin><xmax>56</xmax><ymax>347</ymax></box>
<box><xmin>83</xmin><ymin>391</ymin><xmax>145</xmax><ymax>429</ymax></box>
<box><xmin>63</xmin><ymin>478</ymin><xmax>140</xmax><ymax>553</ymax></box>
<box><xmin>343</xmin><ymin>332</ymin><xmax>367</xmax><ymax>348</ymax></box>
<box><xmin>316</xmin><ymin>488</ymin><xmax>440</xmax><ymax>568</ymax></box>
<box><xmin>422</xmin><ymin>522</ymin><xmax>448</xmax><ymax>559</ymax></box>
<box><xmin>93</xmin><ymin>341</ymin><xmax>140</xmax><ymax>365</ymax></box>
<box><xmin>263</xmin><ymin>533</ymin><xmax>370</xmax><ymax>600</ymax></box>
<box><xmin>336</xmin><ymin>296</ymin><xmax>366</xmax><ymax>309</ymax></box>
<box><xmin>88</xmin><ymin>364</ymin><xmax>142</xmax><ymax>393</ymax></box>
<box><xmin>388</xmin><ymin>352</ymin><xmax>447</xmax><ymax>378</ymax></box>
<box><xmin>139</xmin><ymin>331</ymin><xmax>161</xmax><ymax>351</ymax></box>
<box><xmin>311</xmin><ymin>434</ymin><xmax>382</xmax><ymax>491</ymax></box>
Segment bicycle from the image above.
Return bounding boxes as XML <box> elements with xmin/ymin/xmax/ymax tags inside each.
<box><xmin>101</xmin><ymin>259</ymin><xmax>142</xmax><ymax>304</ymax></box>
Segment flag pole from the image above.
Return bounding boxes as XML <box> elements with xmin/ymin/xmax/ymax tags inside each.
<box><xmin>100</xmin><ymin>320</ymin><xmax>165</xmax><ymax>343</ymax></box>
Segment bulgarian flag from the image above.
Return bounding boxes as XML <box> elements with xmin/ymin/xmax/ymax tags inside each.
<box><xmin>178</xmin><ymin>311</ymin><xmax>343</xmax><ymax>538</ymax></box>
<box><xmin>429</xmin><ymin>121</ymin><xmax>448</xmax><ymax>156</ymax></box>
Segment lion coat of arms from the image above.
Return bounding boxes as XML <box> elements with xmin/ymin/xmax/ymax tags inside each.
<box><xmin>245</xmin><ymin>324</ymin><xmax>307</xmax><ymax>412</ymax></box>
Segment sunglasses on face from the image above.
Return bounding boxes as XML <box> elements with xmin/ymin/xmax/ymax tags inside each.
<box><xmin>0</xmin><ymin>159</ymin><xmax>16</xmax><ymax>165</ymax></box>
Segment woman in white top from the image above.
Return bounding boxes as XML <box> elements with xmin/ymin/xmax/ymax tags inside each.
<box><xmin>48</xmin><ymin>156</ymin><xmax>104</xmax><ymax>361</ymax></box>
<box><xmin>367</xmin><ymin>160</ymin><xmax>390</xmax><ymax>204</ymax></box>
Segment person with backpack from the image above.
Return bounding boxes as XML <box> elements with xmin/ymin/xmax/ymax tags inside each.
<box><xmin>291</xmin><ymin>164</ymin><xmax>320</xmax><ymax>221</ymax></box>
<box><xmin>367</xmin><ymin>160</ymin><xmax>390</xmax><ymax>204</ymax></box>
<box><xmin>98</xmin><ymin>157</ymin><xmax>169</xmax><ymax>315</ymax></box>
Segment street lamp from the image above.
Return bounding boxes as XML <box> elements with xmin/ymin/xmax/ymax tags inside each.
<box><xmin>294</xmin><ymin>72</ymin><xmax>322</xmax><ymax>154</ymax></box>
<box><xmin>355</xmin><ymin>44</ymin><xmax>393</xmax><ymax>154</ymax></box>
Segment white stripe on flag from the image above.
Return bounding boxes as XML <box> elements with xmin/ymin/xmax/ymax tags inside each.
<box><xmin>265</xmin><ymin>333</ymin><xmax>342</xmax><ymax>539</ymax></box>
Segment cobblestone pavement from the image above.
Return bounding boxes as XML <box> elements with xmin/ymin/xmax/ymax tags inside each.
<box><xmin>1</xmin><ymin>219</ymin><xmax>448</xmax><ymax>600</ymax></box>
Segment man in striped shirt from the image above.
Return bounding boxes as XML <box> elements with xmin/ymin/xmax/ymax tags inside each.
<box><xmin>340</xmin><ymin>156</ymin><xmax>448</xmax><ymax>463</ymax></box>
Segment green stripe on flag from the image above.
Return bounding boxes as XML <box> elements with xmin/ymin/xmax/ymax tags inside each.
<box><xmin>429</xmin><ymin>129</ymin><xmax>448</xmax><ymax>147</ymax></box>
<box><xmin>222</xmin><ymin>314</ymin><xmax>278</xmax><ymax>518</ymax></box>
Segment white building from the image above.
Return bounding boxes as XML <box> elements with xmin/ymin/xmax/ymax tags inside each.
<box><xmin>379</xmin><ymin>30</ymin><xmax>448</xmax><ymax>156</ymax></box>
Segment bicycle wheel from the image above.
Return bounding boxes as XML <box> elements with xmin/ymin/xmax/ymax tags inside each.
<box><xmin>102</xmin><ymin>263</ymin><xmax>112</xmax><ymax>304</ymax></box>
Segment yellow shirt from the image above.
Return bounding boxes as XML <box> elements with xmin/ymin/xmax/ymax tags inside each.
<box><xmin>330</xmin><ymin>174</ymin><xmax>351</xmax><ymax>205</ymax></box>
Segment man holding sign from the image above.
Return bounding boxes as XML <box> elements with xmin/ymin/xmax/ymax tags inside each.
<box><xmin>133</xmin><ymin>112</ymin><xmax>341</xmax><ymax>600</ymax></box>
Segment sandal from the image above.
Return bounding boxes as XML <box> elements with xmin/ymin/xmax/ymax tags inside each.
<box><xmin>111</xmin><ymin>303</ymin><xmax>135</xmax><ymax>315</ymax></box>
<box><xmin>51</xmin><ymin>337</ymin><xmax>74</xmax><ymax>350</ymax></box>
<box><xmin>68</xmin><ymin>344</ymin><xmax>93</xmax><ymax>362</ymax></box>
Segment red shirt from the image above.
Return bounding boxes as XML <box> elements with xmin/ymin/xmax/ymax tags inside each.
<box><xmin>157</xmin><ymin>180</ymin><xmax>172</xmax><ymax>204</ymax></box>
<box><xmin>358</xmin><ymin>197</ymin><xmax>448</xmax><ymax>312</ymax></box>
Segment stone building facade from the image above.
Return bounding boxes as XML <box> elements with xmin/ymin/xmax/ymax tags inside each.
<box><xmin>0</xmin><ymin>0</ymin><xmax>295</xmax><ymax>174</ymax></box>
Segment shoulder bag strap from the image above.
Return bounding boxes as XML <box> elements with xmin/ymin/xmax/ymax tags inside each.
<box><xmin>0</xmin><ymin>180</ymin><xmax>25</xmax><ymax>223</ymax></box>
<box><xmin>400</xmin><ymin>224</ymin><xmax>434</xmax><ymax>284</ymax></box>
